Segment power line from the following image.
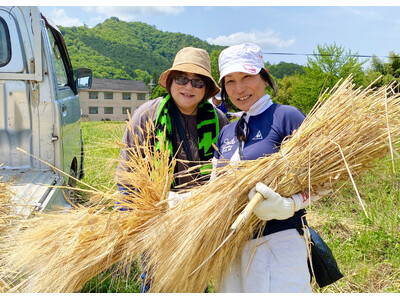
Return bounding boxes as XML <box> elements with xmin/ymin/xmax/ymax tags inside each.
<box><xmin>263</xmin><ymin>52</ymin><xmax>400</xmax><ymax>59</ymax></box>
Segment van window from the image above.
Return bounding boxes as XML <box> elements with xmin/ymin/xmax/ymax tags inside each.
<box><xmin>0</xmin><ymin>17</ymin><xmax>11</xmax><ymax>67</ymax></box>
<box><xmin>47</xmin><ymin>28</ymin><xmax>68</xmax><ymax>87</ymax></box>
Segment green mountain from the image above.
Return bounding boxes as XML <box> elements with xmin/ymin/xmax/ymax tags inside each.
<box><xmin>60</xmin><ymin>17</ymin><xmax>225</xmax><ymax>82</ymax></box>
<box><xmin>266</xmin><ymin>61</ymin><xmax>305</xmax><ymax>79</ymax></box>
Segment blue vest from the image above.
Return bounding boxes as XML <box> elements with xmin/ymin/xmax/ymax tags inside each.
<box><xmin>215</xmin><ymin>103</ymin><xmax>305</xmax><ymax>160</ymax></box>
<box><xmin>215</xmin><ymin>103</ymin><xmax>307</xmax><ymax>237</ymax></box>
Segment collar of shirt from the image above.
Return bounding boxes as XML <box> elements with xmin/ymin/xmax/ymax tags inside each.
<box><xmin>225</xmin><ymin>94</ymin><xmax>273</xmax><ymax>163</ymax></box>
<box><xmin>244</xmin><ymin>94</ymin><xmax>273</xmax><ymax>122</ymax></box>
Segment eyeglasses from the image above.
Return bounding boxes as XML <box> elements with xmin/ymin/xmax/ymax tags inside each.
<box><xmin>235</xmin><ymin>114</ymin><xmax>249</xmax><ymax>143</ymax></box>
<box><xmin>173</xmin><ymin>75</ymin><xmax>205</xmax><ymax>89</ymax></box>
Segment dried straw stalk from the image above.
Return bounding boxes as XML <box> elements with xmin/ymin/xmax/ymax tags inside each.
<box><xmin>0</xmin><ymin>178</ymin><xmax>21</xmax><ymax>248</ymax></box>
<box><xmin>0</xmin><ymin>123</ymin><xmax>175</xmax><ymax>293</ymax></box>
<box><xmin>135</xmin><ymin>76</ymin><xmax>400</xmax><ymax>292</ymax></box>
<box><xmin>0</xmin><ymin>180</ymin><xmax>13</xmax><ymax>234</ymax></box>
<box><xmin>0</xmin><ymin>178</ymin><xmax>15</xmax><ymax>292</ymax></box>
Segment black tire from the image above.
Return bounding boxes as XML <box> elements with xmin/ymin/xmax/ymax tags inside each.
<box><xmin>67</xmin><ymin>168</ymin><xmax>78</xmax><ymax>204</ymax></box>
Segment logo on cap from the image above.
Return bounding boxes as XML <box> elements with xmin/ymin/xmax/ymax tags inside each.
<box><xmin>243</xmin><ymin>64</ymin><xmax>257</xmax><ymax>74</ymax></box>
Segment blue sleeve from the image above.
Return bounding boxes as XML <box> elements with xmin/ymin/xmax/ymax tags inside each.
<box><xmin>117</xmin><ymin>183</ymin><xmax>130</xmax><ymax>195</ymax></box>
<box><xmin>217</xmin><ymin>103</ymin><xmax>228</xmax><ymax>115</ymax></box>
<box><xmin>214</xmin><ymin>125</ymin><xmax>226</xmax><ymax>159</ymax></box>
<box><xmin>280</xmin><ymin>105</ymin><xmax>305</xmax><ymax>137</ymax></box>
<box><xmin>116</xmin><ymin>183</ymin><xmax>135</xmax><ymax>211</ymax></box>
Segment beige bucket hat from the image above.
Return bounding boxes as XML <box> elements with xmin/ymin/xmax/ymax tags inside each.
<box><xmin>158</xmin><ymin>47</ymin><xmax>220</xmax><ymax>97</ymax></box>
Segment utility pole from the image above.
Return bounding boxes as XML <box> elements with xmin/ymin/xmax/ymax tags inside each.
<box><xmin>149</xmin><ymin>78</ymin><xmax>156</xmax><ymax>95</ymax></box>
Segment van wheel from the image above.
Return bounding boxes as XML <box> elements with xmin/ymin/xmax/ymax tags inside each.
<box><xmin>67</xmin><ymin>168</ymin><xmax>78</xmax><ymax>204</ymax></box>
<box><xmin>68</xmin><ymin>168</ymin><xmax>77</xmax><ymax>187</ymax></box>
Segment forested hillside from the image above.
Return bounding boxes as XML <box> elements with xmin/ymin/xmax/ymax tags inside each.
<box><xmin>266</xmin><ymin>61</ymin><xmax>305</xmax><ymax>78</ymax></box>
<box><xmin>60</xmin><ymin>17</ymin><xmax>225</xmax><ymax>81</ymax></box>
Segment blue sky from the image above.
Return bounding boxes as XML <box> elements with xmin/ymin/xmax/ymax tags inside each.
<box><xmin>13</xmin><ymin>1</ymin><xmax>400</xmax><ymax>66</ymax></box>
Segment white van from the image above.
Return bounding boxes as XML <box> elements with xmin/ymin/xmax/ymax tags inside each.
<box><xmin>0</xmin><ymin>6</ymin><xmax>92</xmax><ymax>216</ymax></box>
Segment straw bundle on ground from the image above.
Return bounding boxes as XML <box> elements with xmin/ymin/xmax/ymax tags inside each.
<box><xmin>0</xmin><ymin>123</ymin><xmax>175</xmax><ymax>293</ymax></box>
<box><xmin>135</xmin><ymin>76</ymin><xmax>400</xmax><ymax>292</ymax></box>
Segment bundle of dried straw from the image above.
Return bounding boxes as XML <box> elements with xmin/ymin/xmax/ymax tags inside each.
<box><xmin>1</xmin><ymin>76</ymin><xmax>399</xmax><ymax>293</ymax></box>
<box><xmin>135</xmin><ymin>76</ymin><xmax>400</xmax><ymax>292</ymax></box>
<box><xmin>0</xmin><ymin>123</ymin><xmax>175</xmax><ymax>293</ymax></box>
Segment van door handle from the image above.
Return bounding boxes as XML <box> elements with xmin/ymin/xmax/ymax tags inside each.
<box><xmin>62</xmin><ymin>104</ymin><xmax>67</xmax><ymax>116</ymax></box>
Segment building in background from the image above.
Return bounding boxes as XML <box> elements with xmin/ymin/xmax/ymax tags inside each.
<box><xmin>79</xmin><ymin>78</ymin><xmax>150</xmax><ymax>121</ymax></box>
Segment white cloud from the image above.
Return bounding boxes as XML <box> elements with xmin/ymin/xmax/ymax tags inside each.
<box><xmin>83</xmin><ymin>6</ymin><xmax>185</xmax><ymax>22</ymax></box>
<box><xmin>88</xmin><ymin>16</ymin><xmax>105</xmax><ymax>27</ymax></box>
<box><xmin>46</xmin><ymin>8</ymin><xmax>84</xmax><ymax>27</ymax></box>
<box><xmin>206</xmin><ymin>30</ymin><xmax>296</xmax><ymax>50</ymax></box>
<box><xmin>342</xmin><ymin>7</ymin><xmax>379</xmax><ymax>18</ymax></box>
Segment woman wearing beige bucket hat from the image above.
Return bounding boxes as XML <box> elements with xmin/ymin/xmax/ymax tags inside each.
<box><xmin>116</xmin><ymin>46</ymin><xmax>229</xmax><ymax>292</ymax></box>
<box><xmin>117</xmin><ymin>46</ymin><xmax>228</xmax><ymax>189</ymax></box>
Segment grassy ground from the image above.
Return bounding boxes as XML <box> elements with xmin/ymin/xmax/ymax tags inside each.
<box><xmin>78</xmin><ymin>121</ymin><xmax>400</xmax><ymax>293</ymax></box>
<box><xmin>308</xmin><ymin>158</ymin><xmax>400</xmax><ymax>293</ymax></box>
<box><xmin>79</xmin><ymin>121</ymin><xmax>125</xmax><ymax>190</ymax></box>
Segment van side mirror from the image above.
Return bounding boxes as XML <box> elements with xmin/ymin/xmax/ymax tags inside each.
<box><xmin>76</xmin><ymin>67</ymin><xmax>92</xmax><ymax>89</ymax></box>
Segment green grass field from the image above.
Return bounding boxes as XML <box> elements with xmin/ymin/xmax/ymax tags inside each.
<box><xmin>78</xmin><ymin>121</ymin><xmax>400</xmax><ymax>293</ymax></box>
<box><xmin>79</xmin><ymin>121</ymin><xmax>125</xmax><ymax>189</ymax></box>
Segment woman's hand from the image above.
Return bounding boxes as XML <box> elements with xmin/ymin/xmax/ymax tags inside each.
<box><xmin>248</xmin><ymin>183</ymin><xmax>295</xmax><ymax>221</ymax></box>
<box><xmin>248</xmin><ymin>183</ymin><xmax>333</xmax><ymax>221</ymax></box>
<box><xmin>167</xmin><ymin>191</ymin><xmax>192</xmax><ymax>208</ymax></box>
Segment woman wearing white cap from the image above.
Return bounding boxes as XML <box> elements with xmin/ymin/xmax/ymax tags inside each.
<box><xmin>215</xmin><ymin>43</ymin><xmax>313</xmax><ymax>292</ymax></box>
<box><xmin>116</xmin><ymin>47</ymin><xmax>229</xmax><ymax>292</ymax></box>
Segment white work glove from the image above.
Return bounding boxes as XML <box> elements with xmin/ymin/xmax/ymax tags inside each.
<box><xmin>249</xmin><ymin>183</ymin><xmax>295</xmax><ymax>221</ymax></box>
<box><xmin>167</xmin><ymin>191</ymin><xmax>192</xmax><ymax>208</ymax></box>
<box><xmin>249</xmin><ymin>183</ymin><xmax>332</xmax><ymax>221</ymax></box>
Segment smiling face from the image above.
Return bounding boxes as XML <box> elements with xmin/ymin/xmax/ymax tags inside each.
<box><xmin>223</xmin><ymin>72</ymin><xmax>268</xmax><ymax>112</ymax></box>
<box><xmin>169</xmin><ymin>72</ymin><xmax>206</xmax><ymax>115</ymax></box>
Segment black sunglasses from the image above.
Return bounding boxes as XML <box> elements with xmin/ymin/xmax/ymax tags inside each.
<box><xmin>235</xmin><ymin>114</ymin><xmax>249</xmax><ymax>143</ymax></box>
<box><xmin>173</xmin><ymin>75</ymin><xmax>205</xmax><ymax>89</ymax></box>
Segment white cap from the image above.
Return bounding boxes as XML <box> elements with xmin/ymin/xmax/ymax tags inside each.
<box><xmin>218</xmin><ymin>43</ymin><xmax>264</xmax><ymax>82</ymax></box>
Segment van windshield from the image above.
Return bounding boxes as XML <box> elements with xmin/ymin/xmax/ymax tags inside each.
<box><xmin>0</xmin><ymin>17</ymin><xmax>11</xmax><ymax>67</ymax></box>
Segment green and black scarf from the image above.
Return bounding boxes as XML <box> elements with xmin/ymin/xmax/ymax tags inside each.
<box><xmin>154</xmin><ymin>94</ymin><xmax>219</xmax><ymax>176</ymax></box>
